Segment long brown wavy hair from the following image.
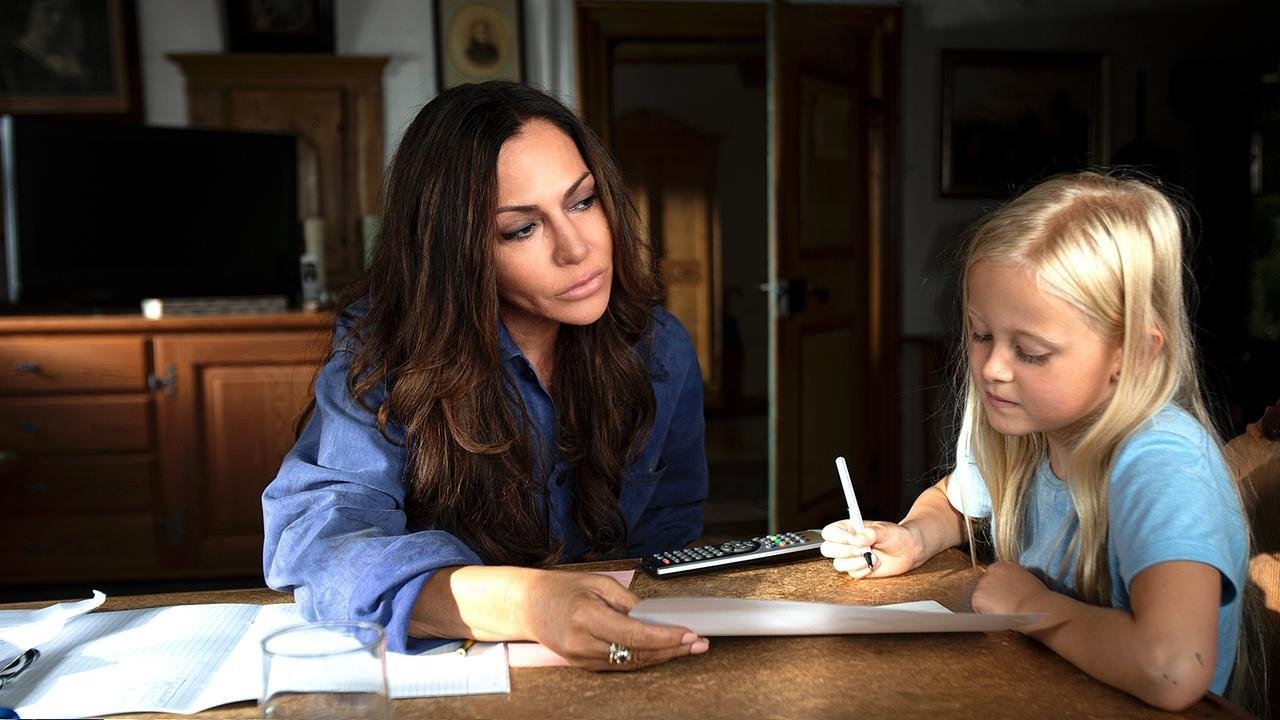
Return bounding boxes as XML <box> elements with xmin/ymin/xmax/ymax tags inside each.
<box><xmin>320</xmin><ymin>82</ymin><xmax>663</xmax><ymax>567</ymax></box>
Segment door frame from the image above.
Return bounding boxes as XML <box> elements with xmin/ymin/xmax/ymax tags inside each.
<box><xmin>768</xmin><ymin>2</ymin><xmax>902</xmax><ymax>528</ymax></box>
<box><xmin>576</xmin><ymin>1</ymin><xmax>765</xmax><ymax>147</ymax></box>
<box><xmin>576</xmin><ymin>0</ymin><xmax>902</xmax><ymax>524</ymax></box>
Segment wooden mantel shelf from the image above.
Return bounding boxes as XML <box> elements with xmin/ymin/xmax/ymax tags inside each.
<box><xmin>0</xmin><ymin>311</ymin><xmax>333</xmax><ymax>335</ymax></box>
<box><xmin>167</xmin><ymin>53</ymin><xmax>389</xmax><ymax>85</ymax></box>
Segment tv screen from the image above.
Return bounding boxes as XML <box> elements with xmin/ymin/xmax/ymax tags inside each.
<box><xmin>1</xmin><ymin>115</ymin><xmax>301</xmax><ymax>312</ymax></box>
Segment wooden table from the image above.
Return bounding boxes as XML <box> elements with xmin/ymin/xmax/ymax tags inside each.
<box><xmin>6</xmin><ymin>549</ymin><xmax>1249</xmax><ymax>719</ymax></box>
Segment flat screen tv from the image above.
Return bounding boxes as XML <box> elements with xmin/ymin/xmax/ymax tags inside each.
<box><xmin>1</xmin><ymin>115</ymin><xmax>301</xmax><ymax>313</ymax></box>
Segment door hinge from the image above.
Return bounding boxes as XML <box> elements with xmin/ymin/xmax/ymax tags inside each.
<box><xmin>148</xmin><ymin>363</ymin><xmax>178</xmax><ymax>397</ymax></box>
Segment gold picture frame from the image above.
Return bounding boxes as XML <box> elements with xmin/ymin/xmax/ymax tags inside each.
<box><xmin>435</xmin><ymin>0</ymin><xmax>524</xmax><ymax>90</ymax></box>
<box><xmin>0</xmin><ymin>0</ymin><xmax>143</xmax><ymax>121</ymax></box>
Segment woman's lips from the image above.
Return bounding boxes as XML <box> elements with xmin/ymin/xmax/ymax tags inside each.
<box><xmin>558</xmin><ymin>269</ymin><xmax>605</xmax><ymax>300</ymax></box>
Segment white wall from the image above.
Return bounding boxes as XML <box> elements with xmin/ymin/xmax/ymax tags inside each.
<box><xmin>137</xmin><ymin>0</ymin><xmax>574</xmax><ymax>171</ymax></box>
<box><xmin>898</xmin><ymin>1</ymin><xmax>1248</xmax><ymax>338</ymax></box>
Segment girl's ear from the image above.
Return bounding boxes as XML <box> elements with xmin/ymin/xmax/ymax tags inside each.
<box><xmin>1113</xmin><ymin>328</ymin><xmax>1165</xmax><ymax>383</ymax></box>
<box><xmin>1148</xmin><ymin>327</ymin><xmax>1166</xmax><ymax>355</ymax></box>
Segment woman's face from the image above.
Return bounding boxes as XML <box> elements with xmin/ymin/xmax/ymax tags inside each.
<box><xmin>493</xmin><ymin>119</ymin><xmax>613</xmax><ymax>338</ymax></box>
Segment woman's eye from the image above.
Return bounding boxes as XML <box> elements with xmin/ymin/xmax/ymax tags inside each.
<box><xmin>501</xmin><ymin>223</ymin><xmax>537</xmax><ymax>241</ymax></box>
<box><xmin>1016</xmin><ymin>347</ymin><xmax>1050</xmax><ymax>365</ymax></box>
<box><xmin>970</xmin><ymin>332</ymin><xmax>991</xmax><ymax>344</ymax></box>
<box><xmin>570</xmin><ymin>194</ymin><xmax>597</xmax><ymax>212</ymax></box>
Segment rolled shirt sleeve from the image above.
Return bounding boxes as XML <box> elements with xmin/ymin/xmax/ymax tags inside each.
<box><xmin>945</xmin><ymin>417</ymin><xmax>993</xmax><ymax>519</ymax></box>
<box><xmin>262</xmin><ymin>348</ymin><xmax>482</xmax><ymax>653</ymax></box>
<box><xmin>263</xmin><ymin>305</ymin><xmax>709</xmax><ymax>652</ymax></box>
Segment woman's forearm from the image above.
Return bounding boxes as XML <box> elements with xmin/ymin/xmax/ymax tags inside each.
<box><xmin>408</xmin><ymin>565</ymin><xmax>539</xmax><ymax>641</ymax></box>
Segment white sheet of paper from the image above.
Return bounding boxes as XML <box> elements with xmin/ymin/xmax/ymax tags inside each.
<box><xmin>0</xmin><ymin>590</ymin><xmax>105</xmax><ymax>668</ymax></box>
<box><xmin>0</xmin><ymin>600</ymin><xmax>509</xmax><ymax>719</ymax></box>
<box><xmin>628</xmin><ymin>597</ymin><xmax>1041</xmax><ymax>635</ymax></box>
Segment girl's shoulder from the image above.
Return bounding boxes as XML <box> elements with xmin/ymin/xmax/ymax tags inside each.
<box><xmin>1128</xmin><ymin>404</ymin><xmax>1217</xmax><ymax>450</ymax></box>
<box><xmin>1113</xmin><ymin>404</ymin><xmax>1230</xmax><ymax>487</ymax></box>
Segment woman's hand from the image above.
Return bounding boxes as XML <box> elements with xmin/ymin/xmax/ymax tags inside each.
<box><xmin>970</xmin><ymin>560</ymin><xmax>1052</xmax><ymax>632</ymax></box>
<box><xmin>820</xmin><ymin>519</ymin><xmax>922</xmax><ymax>579</ymax></box>
<box><xmin>522</xmin><ymin>570</ymin><xmax>710</xmax><ymax>671</ymax></box>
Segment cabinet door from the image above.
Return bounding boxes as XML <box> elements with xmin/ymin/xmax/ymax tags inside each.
<box><xmin>153</xmin><ymin>332</ymin><xmax>325</xmax><ymax>575</ymax></box>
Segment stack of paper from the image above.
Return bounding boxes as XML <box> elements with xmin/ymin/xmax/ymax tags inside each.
<box><xmin>0</xmin><ymin>599</ymin><xmax>509</xmax><ymax>719</ymax></box>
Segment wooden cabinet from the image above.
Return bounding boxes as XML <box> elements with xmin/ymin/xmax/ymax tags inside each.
<box><xmin>168</xmin><ymin>54</ymin><xmax>388</xmax><ymax>291</ymax></box>
<box><xmin>0</xmin><ymin>313</ymin><xmax>331</xmax><ymax>586</ymax></box>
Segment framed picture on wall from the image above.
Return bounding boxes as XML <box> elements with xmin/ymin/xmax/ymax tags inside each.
<box><xmin>940</xmin><ymin>50</ymin><xmax>1107</xmax><ymax>198</ymax></box>
<box><xmin>0</xmin><ymin>0</ymin><xmax>144</xmax><ymax>121</ymax></box>
<box><xmin>436</xmin><ymin>0</ymin><xmax>524</xmax><ymax>90</ymax></box>
<box><xmin>223</xmin><ymin>0</ymin><xmax>336</xmax><ymax>53</ymax></box>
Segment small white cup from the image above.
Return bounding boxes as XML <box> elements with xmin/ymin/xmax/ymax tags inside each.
<box><xmin>260</xmin><ymin>621</ymin><xmax>391</xmax><ymax>720</ymax></box>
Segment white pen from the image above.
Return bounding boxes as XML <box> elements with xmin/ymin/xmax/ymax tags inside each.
<box><xmin>835</xmin><ymin>456</ymin><xmax>876</xmax><ymax>570</ymax></box>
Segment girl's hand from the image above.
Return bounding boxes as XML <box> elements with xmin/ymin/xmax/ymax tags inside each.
<box><xmin>820</xmin><ymin>519</ymin><xmax>921</xmax><ymax>579</ymax></box>
<box><xmin>522</xmin><ymin>570</ymin><xmax>710</xmax><ymax>671</ymax></box>
<box><xmin>971</xmin><ymin>560</ymin><xmax>1052</xmax><ymax>632</ymax></box>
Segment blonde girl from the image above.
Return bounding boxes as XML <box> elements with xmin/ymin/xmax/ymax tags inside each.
<box><xmin>821</xmin><ymin>172</ymin><xmax>1251</xmax><ymax>711</ymax></box>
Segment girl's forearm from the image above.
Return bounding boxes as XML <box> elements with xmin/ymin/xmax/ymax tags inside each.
<box><xmin>1023</xmin><ymin>591</ymin><xmax>1214</xmax><ymax>711</ymax></box>
<box><xmin>899</xmin><ymin>478</ymin><xmax>967</xmax><ymax>565</ymax></box>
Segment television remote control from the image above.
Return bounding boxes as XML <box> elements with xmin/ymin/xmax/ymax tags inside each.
<box><xmin>641</xmin><ymin>530</ymin><xmax>824</xmax><ymax>577</ymax></box>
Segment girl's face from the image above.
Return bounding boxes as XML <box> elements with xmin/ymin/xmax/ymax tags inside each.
<box><xmin>966</xmin><ymin>259</ymin><xmax>1123</xmax><ymax>444</ymax></box>
<box><xmin>493</xmin><ymin>119</ymin><xmax>613</xmax><ymax>339</ymax></box>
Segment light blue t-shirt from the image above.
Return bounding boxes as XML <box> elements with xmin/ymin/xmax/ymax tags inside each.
<box><xmin>947</xmin><ymin>405</ymin><xmax>1249</xmax><ymax>694</ymax></box>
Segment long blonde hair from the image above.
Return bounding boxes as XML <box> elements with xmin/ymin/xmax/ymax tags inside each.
<box><xmin>958</xmin><ymin>171</ymin><xmax>1213</xmax><ymax>604</ymax></box>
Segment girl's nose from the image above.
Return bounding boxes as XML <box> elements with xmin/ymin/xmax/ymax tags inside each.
<box><xmin>981</xmin><ymin>350</ymin><xmax>1013</xmax><ymax>383</ymax></box>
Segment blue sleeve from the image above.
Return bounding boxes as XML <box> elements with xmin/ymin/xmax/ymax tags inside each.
<box><xmin>261</xmin><ymin>349</ymin><xmax>484</xmax><ymax>653</ymax></box>
<box><xmin>1109</xmin><ymin>428</ymin><xmax>1248</xmax><ymax>605</ymax></box>
<box><xmin>627</xmin><ymin>314</ymin><xmax>708</xmax><ymax>556</ymax></box>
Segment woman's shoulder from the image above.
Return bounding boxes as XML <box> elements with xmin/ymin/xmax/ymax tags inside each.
<box><xmin>645</xmin><ymin>302</ymin><xmax>696</xmax><ymax>351</ymax></box>
<box><xmin>640</xmin><ymin>305</ymin><xmax>697</xmax><ymax>379</ymax></box>
<box><xmin>332</xmin><ymin>297</ymin><xmax>371</xmax><ymax>353</ymax></box>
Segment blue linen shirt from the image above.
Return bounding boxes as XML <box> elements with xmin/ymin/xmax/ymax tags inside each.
<box><xmin>262</xmin><ymin>306</ymin><xmax>708</xmax><ymax>653</ymax></box>
<box><xmin>947</xmin><ymin>405</ymin><xmax>1248</xmax><ymax>693</ymax></box>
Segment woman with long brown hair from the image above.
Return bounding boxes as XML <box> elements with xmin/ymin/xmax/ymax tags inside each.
<box><xmin>263</xmin><ymin>81</ymin><xmax>710</xmax><ymax>671</ymax></box>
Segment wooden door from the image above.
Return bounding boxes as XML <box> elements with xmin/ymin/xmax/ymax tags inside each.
<box><xmin>154</xmin><ymin>333</ymin><xmax>324</xmax><ymax>575</ymax></box>
<box><xmin>615</xmin><ymin>110</ymin><xmax>722</xmax><ymax>404</ymax></box>
<box><xmin>768</xmin><ymin>3</ymin><xmax>901</xmax><ymax>531</ymax></box>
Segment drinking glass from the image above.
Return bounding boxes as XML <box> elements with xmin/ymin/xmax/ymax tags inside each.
<box><xmin>260</xmin><ymin>621</ymin><xmax>391</xmax><ymax>719</ymax></box>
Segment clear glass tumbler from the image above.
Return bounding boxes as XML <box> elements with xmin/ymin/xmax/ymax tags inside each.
<box><xmin>260</xmin><ymin>621</ymin><xmax>391</xmax><ymax>720</ymax></box>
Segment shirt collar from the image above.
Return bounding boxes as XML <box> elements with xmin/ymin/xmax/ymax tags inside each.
<box><xmin>497</xmin><ymin>319</ymin><xmax>525</xmax><ymax>361</ymax></box>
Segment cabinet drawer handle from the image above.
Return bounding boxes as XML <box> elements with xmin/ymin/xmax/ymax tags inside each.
<box><xmin>14</xmin><ymin>361</ymin><xmax>39</xmax><ymax>374</ymax></box>
<box><xmin>22</xmin><ymin>541</ymin><xmax>49</xmax><ymax>555</ymax></box>
<box><xmin>17</xmin><ymin>421</ymin><xmax>41</xmax><ymax>434</ymax></box>
<box><xmin>24</xmin><ymin>480</ymin><xmax>48</xmax><ymax>494</ymax></box>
